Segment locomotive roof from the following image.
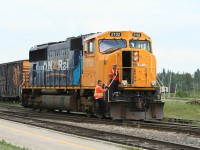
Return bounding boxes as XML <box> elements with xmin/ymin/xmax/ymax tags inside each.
<box><xmin>29</xmin><ymin>33</ymin><xmax>96</xmax><ymax>52</ymax></box>
<box><xmin>30</xmin><ymin>41</ymin><xmax>65</xmax><ymax>51</ymax></box>
<box><xmin>0</xmin><ymin>59</ymin><xmax>28</xmax><ymax>66</ymax></box>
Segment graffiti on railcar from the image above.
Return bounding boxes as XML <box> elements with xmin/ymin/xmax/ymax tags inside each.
<box><xmin>13</xmin><ymin>64</ymin><xmax>21</xmax><ymax>86</ymax></box>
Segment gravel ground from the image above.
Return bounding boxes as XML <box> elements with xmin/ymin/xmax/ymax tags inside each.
<box><xmin>43</xmin><ymin>119</ymin><xmax>200</xmax><ymax>148</ymax></box>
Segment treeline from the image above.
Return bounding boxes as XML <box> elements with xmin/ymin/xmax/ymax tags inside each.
<box><xmin>157</xmin><ymin>68</ymin><xmax>200</xmax><ymax>98</ymax></box>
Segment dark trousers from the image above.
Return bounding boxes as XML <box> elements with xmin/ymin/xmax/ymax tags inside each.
<box><xmin>110</xmin><ymin>80</ymin><xmax>119</xmax><ymax>93</ymax></box>
<box><xmin>97</xmin><ymin>98</ymin><xmax>106</xmax><ymax>114</ymax></box>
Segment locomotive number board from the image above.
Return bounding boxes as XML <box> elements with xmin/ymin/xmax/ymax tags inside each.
<box><xmin>110</xmin><ymin>32</ymin><xmax>121</xmax><ymax>37</ymax></box>
<box><xmin>132</xmin><ymin>33</ymin><xmax>141</xmax><ymax>37</ymax></box>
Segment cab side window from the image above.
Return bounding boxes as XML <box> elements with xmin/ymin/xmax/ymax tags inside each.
<box><xmin>87</xmin><ymin>40</ymin><xmax>95</xmax><ymax>54</ymax></box>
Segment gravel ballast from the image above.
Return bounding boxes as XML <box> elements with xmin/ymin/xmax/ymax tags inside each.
<box><xmin>46</xmin><ymin>119</ymin><xmax>200</xmax><ymax>148</ymax></box>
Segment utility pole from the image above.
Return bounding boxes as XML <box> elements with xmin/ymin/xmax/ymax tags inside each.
<box><xmin>175</xmin><ymin>83</ymin><xmax>177</xmax><ymax>96</ymax></box>
<box><xmin>168</xmin><ymin>71</ymin><xmax>172</xmax><ymax>98</ymax></box>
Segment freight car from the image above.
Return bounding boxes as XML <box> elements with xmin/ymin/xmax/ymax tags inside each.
<box><xmin>0</xmin><ymin>60</ymin><xmax>29</xmax><ymax>101</ymax></box>
<box><xmin>21</xmin><ymin>31</ymin><xmax>164</xmax><ymax>119</ymax></box>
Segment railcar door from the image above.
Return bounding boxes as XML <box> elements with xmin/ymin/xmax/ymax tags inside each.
<box><xmin>81</xmin><ymin>39</ymin><xmax>96</xmax><ymax>87</ymax></box>
<box><xmin>122</xmin><ymin>51</ymin><xmax>132</xmax><ymax>85</ymax></box>
<box><xmin>32</xmin><ymin>64</ymin><xmax>37</xmax><ymax>86</ymax></box>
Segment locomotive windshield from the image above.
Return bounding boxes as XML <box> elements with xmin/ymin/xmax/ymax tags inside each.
<box><xmin>129</xmin><ymin>40</ymin><xmax>151</xmax><ymax>51</ymax></box>
<box><xmin>99</xmin><ymin>39</ymin><xmax>126</xmax><ymax>53</ymax></box>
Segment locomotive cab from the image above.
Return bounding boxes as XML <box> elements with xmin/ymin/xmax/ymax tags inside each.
<box><xmin>82</xmin><ymin>31</ymin><xmax>164</xmax><ymax>119</ymax></box>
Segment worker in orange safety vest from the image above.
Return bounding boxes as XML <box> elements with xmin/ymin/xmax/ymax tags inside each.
<box><xmin>109</xmin><ymin>64</ymin><xmax>119</xmax><ymax>96</ymax></box>
<box><xmin>94</xmin><ymin>80</ymin><xmax>108</xmax><ymax>115</ymax></box>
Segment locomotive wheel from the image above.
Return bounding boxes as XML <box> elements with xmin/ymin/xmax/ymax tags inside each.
<box><xmin>47</xmin><ymin>109</ymin><xmax>54</xmax><ymax>112</ymax></box>
<box><xmin>86</xmin><ymin>111</ymin><xmax>93</xmax><ymax>118</ymax></box>
<box><xmin>32</xmin><ymin>107</ymin><xmax>36</xmax><ymax>111</ymax></box>
<box><xmin>86</xmin><ymin>106</ymin><xmax>93</xmax><ymax>117</ymax></box>
<box><xmin>97</xmin><ymin>114</ymin><xmax>104</xmax><ymax>119</ymax></box>
<box><xmin>32</xmin><ymin>103</ymin><xmax>36</xmax><ymax>111</ymax></box>
<box><xmin>39</xmin><ymin>107</ymin><xmax>43</xmax><ymax>112</ymax></box>
<box><xmin>66</xmin><ymin>110</ymin><xmax>71</xmax><ymax>114</ymax></box>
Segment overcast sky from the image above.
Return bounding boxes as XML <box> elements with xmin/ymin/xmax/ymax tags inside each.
<box><xmin>0</xmin><ymin>0</ymin><xmax>199</xmax><ymax>74</ymax></box>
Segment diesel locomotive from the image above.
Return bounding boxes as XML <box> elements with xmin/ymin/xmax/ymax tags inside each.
<box><xmin>1</xmin><ymin>31</ymin><xmax>164</xmax><ymax>119</ymax></box>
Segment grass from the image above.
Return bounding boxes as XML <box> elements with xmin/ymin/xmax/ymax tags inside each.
<box><xmin>119</xmin><ymin>145</ymin><xmax>141</xmax><ymax>150</ymax></box>
<box><xmin>163</xmin><ymin>100</ymin><xmax>200</xmax><ymax>120</ymax></box>
<box><xmin>0</xmin><ymin>140</ymin><xmax>29</xmax><ymax>150</ymax></box>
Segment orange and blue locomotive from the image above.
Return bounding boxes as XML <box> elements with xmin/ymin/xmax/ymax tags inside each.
<box><xmin>20</xmin><ymin>31</ymin><xmax>164</xmax><ymax>119</ymax></box>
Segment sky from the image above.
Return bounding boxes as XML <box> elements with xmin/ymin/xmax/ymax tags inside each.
<box><xmin>0</xmin><ymin>0</ymin><xmax>199</xmax><ymax>74</ymax></box>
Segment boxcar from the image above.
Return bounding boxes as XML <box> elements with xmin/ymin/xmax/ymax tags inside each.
<box><xmin>0</xmin><ymin>60</ymin><xmax>29</xmax><ymax>101</ymax></box>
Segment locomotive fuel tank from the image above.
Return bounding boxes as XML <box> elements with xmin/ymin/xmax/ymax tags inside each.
<box><xmin>41</xmin><ymin>95</ymin><xmax>78</xmax><ymax>111</ymax></box>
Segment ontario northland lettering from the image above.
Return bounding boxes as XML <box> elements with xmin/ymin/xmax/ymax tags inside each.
<box><xmin>38</xmin><ymin>60</ymin><xmax>68</xmax><ymax>71</ymax></box>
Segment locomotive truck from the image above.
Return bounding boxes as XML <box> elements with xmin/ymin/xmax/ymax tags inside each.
<box><xmin>1</xmin><ymin>31</ymin><xmax>164</xmax><ymax>119</ymax></box>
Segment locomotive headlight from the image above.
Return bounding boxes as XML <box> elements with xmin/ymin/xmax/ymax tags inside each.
<box><xmin>133</xmin><ymin>51</ymin><xmax>138</xmax><ymax>56</ymax></box>
<box><xmin>133</xmin><ymin>56</ymin><xmax>138</xmax><ymax>62</ymax></box>
<box><xmin>122</xmin><ymin>80</ymin><xmax>127</xmax><ymax>86</ymax></box>
<box><xmin>133</xmin><ymin>51</ymin><xmax>139</xmax><ymax>62</ymax></box>
<box><xmin>151</xmin><ymin>81</ymin><xmax>156</xmax><ymax>86</ymax></box>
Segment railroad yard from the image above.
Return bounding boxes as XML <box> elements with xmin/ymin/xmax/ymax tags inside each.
<box><xmin>0</xmin><ymin>101</ymin><xmax>199</xmax><ymax>150</ymax></box>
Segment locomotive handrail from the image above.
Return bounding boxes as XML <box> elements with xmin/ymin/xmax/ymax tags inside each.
<box><xmin>106</xmin><ymin>68</ymin><xmax>119</xmax><ymax>102</ymax></box>
<box><xmin>116</xmin><ymin>66</ymin><xmax>156</xmax><ymax>69</ymax></box>
<box><xmin>116</xmin><ymin>66</ymin><xmax>156</xmax><ymax>87</ymax></box>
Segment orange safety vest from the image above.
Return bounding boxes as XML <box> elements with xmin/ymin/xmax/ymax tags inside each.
<box><xmin>109</xmin><ymin>69</ymin><xmax>119</xmax><ymax>81</ymax></box>
<box><xmin>94</xmin><ymin>85</ymin><xmax>104</xmax><ymax>99</ymax></box>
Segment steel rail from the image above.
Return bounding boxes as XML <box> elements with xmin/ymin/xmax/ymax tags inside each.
<box><xmin>0</xmin><ymin>112</ymin><xmax>199</xmax><ymax>150</ymax></box>
<box><xmin>0</xmin><ymin>103</ymin><xmax>200</xmax><ymax>135</ymax></box>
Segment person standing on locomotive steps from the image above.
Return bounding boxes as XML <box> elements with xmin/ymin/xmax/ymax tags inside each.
<box><xmin>109</xmin><ymin>64</ymin><xmax>119</xmax><ymax>96</ymax></box>
<box><xmin>94</xmin><ymin>80</ymin><xmax>108</xmax><ymax>115</ymax></box>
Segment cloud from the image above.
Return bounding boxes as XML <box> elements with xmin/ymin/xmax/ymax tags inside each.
<box><xmin>0</xmin><ymin>0</ymin><xmax>199</xmax><ymax>74</ymax></box>
<box><xmin>156</xmin><ymin>48</ymin><xmax>200</xmax><ymax>74</ymax></box>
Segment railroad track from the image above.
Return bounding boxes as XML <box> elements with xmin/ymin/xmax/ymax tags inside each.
<box><xmin>132</xmin><ymin>120</ymin><xmax>200</xmax><ymax>135</ymax></box>
<box><xmin>0</xmin><ymin>103</ymin><xmax>200</xmax><ymax>136</ymax></box>
<box><xmin>2</xmin><ymin>102</ymin><xmax>200</xmax><ymax>125</ymax></box>
<box><xmin>0</xmin><ymin>111</ymin><xmax>199</xmax><ymax>150</ymax></box>
<box><xmin>0</xmin><ymin>102</ymin><xmax>31</xmax><ymax>112</ymax></box>
<box><xmin>165</xmin><ymin>117</ymin><xmax>200</xmax><ymax>124</ymax></box>
<box><xmin>3</xmin><ymin>110</ymin><xmax>200</xmax><ymax>135</ymax></box>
